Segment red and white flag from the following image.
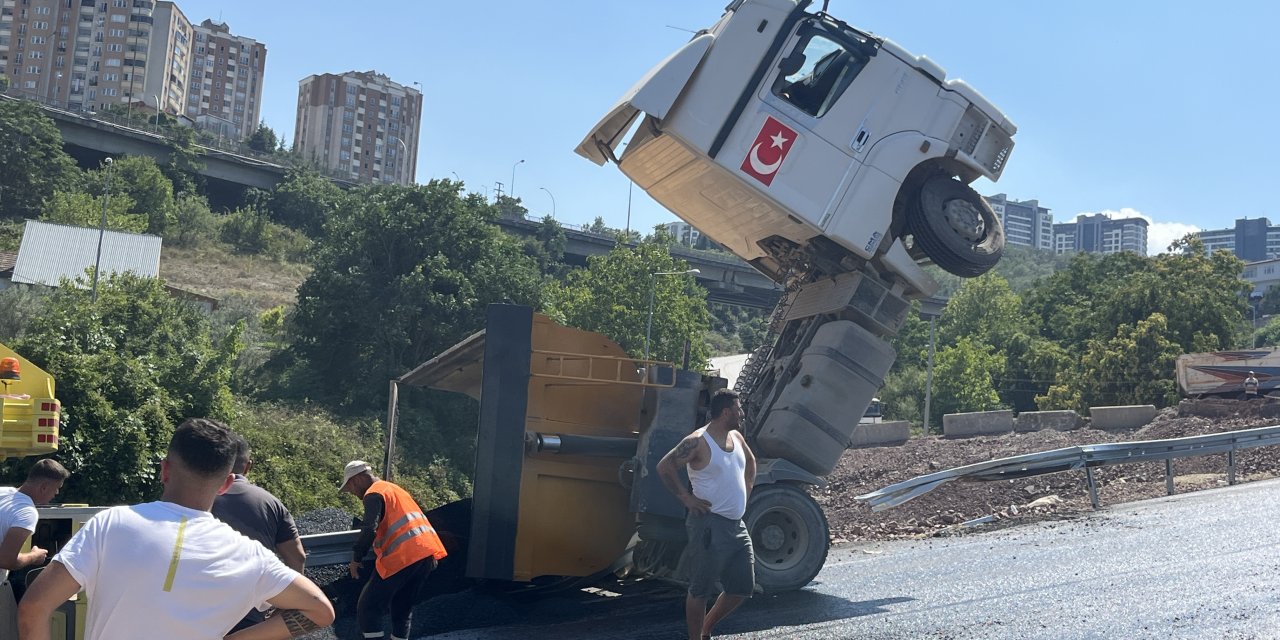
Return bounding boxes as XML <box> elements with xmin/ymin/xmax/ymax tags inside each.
<box><xmin>740</xmin><ymin>116</ymin><xmax>797</xmax><ymax>187</ymax></box>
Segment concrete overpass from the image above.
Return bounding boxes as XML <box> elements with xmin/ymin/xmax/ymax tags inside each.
<box><xmin>494</xmin><ymin>217</ymin><xmax>783</xmax><ymax>308</ymax></box>
<box><xmin>5</xmin><ymin>95</ymin><xmax>302</xmax><ymax>192</ymax></box>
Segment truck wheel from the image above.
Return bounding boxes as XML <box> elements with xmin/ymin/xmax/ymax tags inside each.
<box><xmin>744</xmin><ymin>484</ymin><xmax>829</xmax><ymax>592</ymax></box>
<box><xmin>906</xmin><ymin>175</ymin><xmax>1004</xmax><ymax>277</ymax></box>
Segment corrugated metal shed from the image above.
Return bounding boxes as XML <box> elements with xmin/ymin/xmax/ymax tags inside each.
<box><xmin>12</xmin><ymin>220</ymin><xmax>161</xmax><ymax>287</ymax></box>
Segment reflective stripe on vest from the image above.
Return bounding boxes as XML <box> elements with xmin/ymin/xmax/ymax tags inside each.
<box><xmin>368</xmin><ymin>480</ymin><xmax>447</xmax><ymax>579</ymax></box>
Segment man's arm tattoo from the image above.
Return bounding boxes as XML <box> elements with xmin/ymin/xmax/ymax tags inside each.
<box><xmin>670</xmin><ymin>438</ymin><xmax>699</xmax><ymax>465</ymax></box>
<box><xmin>281</xmin><ymin>609</ymin><xmax>322</xmax><ymax>636</ymax></box>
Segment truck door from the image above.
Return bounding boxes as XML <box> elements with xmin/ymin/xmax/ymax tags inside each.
<box><xmin>745</xmin><ymin>22</ymin><xmax>877</xmax><ymax>229</ymax></box>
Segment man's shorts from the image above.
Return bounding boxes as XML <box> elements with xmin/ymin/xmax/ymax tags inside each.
<box><xmin>685</xmin><ymin>512</ymin><xmax>755</xmax><ymax>599</ymax></box>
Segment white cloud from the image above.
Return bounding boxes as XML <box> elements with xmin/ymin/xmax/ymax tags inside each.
<box><xmin>1077</xmin><ymin>208</ymin><xmax>1201</xmax><ymax>256</ymax></box>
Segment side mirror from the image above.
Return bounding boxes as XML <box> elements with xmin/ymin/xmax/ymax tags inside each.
<box><xmin>778</xmin><ymin>51</ymin><xmax>806</xmax><ymax>76</ymax></box>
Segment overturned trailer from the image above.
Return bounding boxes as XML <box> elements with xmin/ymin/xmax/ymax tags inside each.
<box><xmin>371</xmin><ymin>304</ymin><xmax>834</xmax><ymax>593</ymax></box>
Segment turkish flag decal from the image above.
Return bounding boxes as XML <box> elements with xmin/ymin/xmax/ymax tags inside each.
<box><xmin>740</xmin><ymin>116</ymin><xmax>797</xmax><ymax>187</ymax></box>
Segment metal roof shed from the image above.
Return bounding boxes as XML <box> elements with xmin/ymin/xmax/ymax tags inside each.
<box><xmin>12</xmin><ymin>220</ymin><xmax>161</xmax><ymax>287</ymax></box>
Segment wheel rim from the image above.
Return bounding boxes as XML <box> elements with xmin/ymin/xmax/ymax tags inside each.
<box><xmin>942</xmin><ymin>198</ymin><xmax>986</xmax><ymax>243</ymax></box>
<box><xmin>750</xmin><ymin>505</ymin><xmax>809</xmax><ymax>572</ymax></box>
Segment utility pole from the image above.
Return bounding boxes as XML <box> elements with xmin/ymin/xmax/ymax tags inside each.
<box><xmin>91</xmin><ymin>157</ymin><xmax>113</xmax><ymax>303</ymax></box>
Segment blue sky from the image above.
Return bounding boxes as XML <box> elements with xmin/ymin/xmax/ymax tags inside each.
<box><xmin>175</xmin><ymin>1</ymin><xmax>1279</xmax><ymax>254</ymax></box>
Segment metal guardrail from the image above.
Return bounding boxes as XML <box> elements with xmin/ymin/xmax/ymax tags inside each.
<box><xmin>300</xmin><ymin>529</ymin><xmax>361</xmax><ymax>567</ymax></box>
<box><xmin>856</xmin><ymin>424</ymin><xmax>1280</xmax><ymax>511</ymax></box>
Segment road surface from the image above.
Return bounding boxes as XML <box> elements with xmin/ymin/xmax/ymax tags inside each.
<box><xmin>392</xmin><ymin>477</ymin><xmax>1280</xmax><ymax>639</ymax></box>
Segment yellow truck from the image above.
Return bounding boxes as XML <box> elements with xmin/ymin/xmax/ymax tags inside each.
<box><xmin>0</xmin><ymin>343</ymin><xmax>97</xmax><ymax>640</ymax></box>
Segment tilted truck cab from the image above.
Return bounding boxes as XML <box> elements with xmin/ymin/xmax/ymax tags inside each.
<box><xmin>578</xmin><ymin>0</ymin><xmax>1015</xmax><ymax>284</ymax></box>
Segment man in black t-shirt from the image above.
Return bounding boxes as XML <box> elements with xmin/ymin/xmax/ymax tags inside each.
<box><xmin>212</xmin><ymin>433</ymin><xmax>307</xmax><ymax>632</ymax></box>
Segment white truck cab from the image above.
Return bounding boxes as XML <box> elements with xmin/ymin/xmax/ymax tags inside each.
<box><xmin>578</xmin><ymin>0</ymin><xmax>1016</xmax><ymax>295</ymax></box>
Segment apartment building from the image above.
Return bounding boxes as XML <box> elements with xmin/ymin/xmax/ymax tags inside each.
<box><xmin>1194</xmin><ymin>218</ymin><xmax>1280</xmax><ymax>261</ymax></box>
<box><xmin>184</xmin><ymin>18</ymin><xmax>265</xmax><ymax>140</ymax></box>
<box><xmin>143</xmin><ymin>1</ymin><xmax>190</xmax><ymax>115</ymax></box>
<box><xmin>294</xmin><ymin>70</ymin><xmax>422</xmax><ymax>185</ymax></box>
<box><xmin>984</xmin><ymin>193</ymin><xmax>1053</xmax><ymax>251</ymax></box>
<box><xmin>1053</xmin><ymin>213</ymin><xmax>1149</xmax><ymax>255</ymax></box>
<box><xmin>0</xmin><ymin>0</ymin><xmax>192</xmax><ymax>114</ymax></box>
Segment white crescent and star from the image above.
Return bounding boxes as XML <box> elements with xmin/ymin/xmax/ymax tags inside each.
<box><xmin>748</xmin><ymin>131</ymin><xmax>790</xmax><ymax>176</ymax></box>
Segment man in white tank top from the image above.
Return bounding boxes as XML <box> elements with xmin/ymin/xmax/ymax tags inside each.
<box><xmin>658</xmin><ymin>389</ymin><xmax>757</xmax><ymax>640</ymax></box>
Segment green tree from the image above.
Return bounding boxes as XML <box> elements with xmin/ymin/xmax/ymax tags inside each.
<box><xmin>266</xmin><ymin>168</ymin><xmax>349</xmax><ymax>236</ymax></box>
<box><xmin>162</xmin><ymin>126</ymin><xmax>205</xmax><ymax>194</ymax></box>
<box><xmin>930</xmin><ymin>337</ymin><xmax>1005</xmax><ymax>426</ymax></box>
<box><xmin>87</xmin><ymin>156</ymin><xmax>175</xmax><ymax>235</ymax></box>
<box><xmin>42</xmin><ymin>190</ymin><xmax>142</xmax><ymax>232</ymax></box>
<box><xmin>494</xmin><ymin>194</ymin><xmax>527</xmax><ymax>220</ymax></box>
<box><xmin>879</xmin><ymin>365</ymin><xmax>927</xmax><ymax>428</ymax></box>
<box><xmin>12</xmin><ymin>272</ymin><xmax>239</xmax><ymax>504</ymax></box>
<box><xmin>0</xmin><ymin>100</ymin><xmax>78</xmax><ymax>219</ymax></box>
<box><xmin>246</xmin><ymin>122</ymin><xmax>280</xmax><ymax>154</ymax></box>
<box><xmin>1040</xmin><ymin>313</ymin><xmax>1183</xmax><ymax>412</ymax></box>
<box><xmin>1254</xmin><ymin>316</ymin><xmax>1280</xmax><ymax>348</ymax></box>
<box><xmin>169</xmin><ymin>193</ymin><xmax>218</xmax><ymax>247</ymax></box>
<box><xmin>543</xmin><ymin>235</ymin><xmax>711</xmax><ymax>369</ymax></box>
<box><xmin>1259</xmin><ymin>284</ymin><xmax>1280</xmax><ymax>316</ymax></box>
<box><xmin>281</xmin><ymin>182</ymin><xmax>543</xmax><ymax>411</ymax></box>
<box><xmin>938</xmin><ymin>272</ymin><xmax>1027</xmax><ymax>349</ymax></box>
<box><xmin>519</xmin><ymin>214</ymin><xmax>569</xmax><ymax>277</ymax></box>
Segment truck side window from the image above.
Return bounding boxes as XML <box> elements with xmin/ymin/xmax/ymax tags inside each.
<box><xmin>772</xmin><ymin>32</ymin><xmax>867</xmax><ymax>118</ymax></box>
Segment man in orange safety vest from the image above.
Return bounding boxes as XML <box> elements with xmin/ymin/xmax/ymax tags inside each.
<box><xmin>340</xmin><ymin>460</ymin><xmax>447</xmax><ymax>640</ymax></box>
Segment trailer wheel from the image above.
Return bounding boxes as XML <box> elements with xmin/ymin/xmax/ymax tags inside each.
<box><xmin>744</xmin><ymin>484</ymin><xmax>829</xmax><ymax>592</ymax></box>
<box><xmin>906</xmin><ymin>175</ymin><xmax>1004</xmax><ymax>277</ymax></box>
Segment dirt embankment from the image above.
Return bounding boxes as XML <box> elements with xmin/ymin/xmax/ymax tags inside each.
<box><xmin>816</xmin><ymin>398</ymin><xmax>1280</xmax><ymax>543</ymax></box>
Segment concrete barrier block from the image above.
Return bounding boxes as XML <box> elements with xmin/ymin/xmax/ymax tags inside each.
<box><xmin>850</xmin><ymin>421</ymin><xmax>911</xmax><ymax>448</ymax></box>
<box><xmin>1089</xmin><ymin>405</ymin><xmax>1158</xmax><ymax>430</ymax></box>
<box><xmin>943</xmin><ymin>410</ymin><xmax>1014</xmax><ymax>438</ymax></box>
<box><xmin>1015</xmin><ymin>410</ymin><xmax>1083</xmax><ymax>432</ymax></box>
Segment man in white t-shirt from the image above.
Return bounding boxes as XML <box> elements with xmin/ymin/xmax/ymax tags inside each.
<box><xmin>0</xmin><ymin>459</ymin><xmax>69</xmax><ymax>638</ymax></box>
<box><xmin>17</xmin><ymin>418</ymin><xmax>335</xmax><ymax>640</ymax></box>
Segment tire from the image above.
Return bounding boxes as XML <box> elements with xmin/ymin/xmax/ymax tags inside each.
<box><xmin>906</xmin><ymin>174</ymin><xmax>1005</xmax><ymax>278</ymax></box>
<box><xmin>744</xmin><ymin>483</ymin><xmax>829</xmax><ymax>592</ymax></box>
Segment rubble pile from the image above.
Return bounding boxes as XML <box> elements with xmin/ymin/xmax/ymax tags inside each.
<box><xmin>817</xmin><ymin>399</ymin><xmax>1280</xmax><ymax>542</ymax></box>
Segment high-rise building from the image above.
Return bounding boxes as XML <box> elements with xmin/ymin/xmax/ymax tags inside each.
<box><xmin>1053</xmin><ymin>213</ymin><xmax>1148</xmax><ymax>255</ymax></box>
<box><xmin>294</xmin><ymin>70</ymin><xmax>422</xmax><ymax>185</ymax></box>
<box><xmin>184</xmin><ymin>18</ymin><xmax>265</xmax><ymax>141</ymax></box>
<box><xmin>0</xmin><ymin>0</ymin><xmax>191</xmax><ymax>114</ymax></box>
<box><xmin>1194</xmin><ymin>218</ymin><xmax>1280</xmax><ymax>261</ymax></box>
<box><xmin>664</xmin><ymin>221</ymin><xmax>702</xmax><ymax>248</ymax></box>
<box><xmin>984</xmin><ymin>193</ymin><xmax>1053</xmax><ymax>251</ymax></box>
<box><xmin>145</xmin><ymin>2</ymin><xmax>192</xmax><ymax>116</ymax></box>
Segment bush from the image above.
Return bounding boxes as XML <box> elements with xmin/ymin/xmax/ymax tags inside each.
<box><xmin>0</xmin><ymin>286</ymin><xmax>50</xmax><ymax>342</ymax></box>
<box><xmin>220</xmin><ymin>207</ymin><xmax>312</xmax><ymax>262</ymax></box>
<box><xmin>170</xmin><ymin>194</ymin><xmax>218</xmax><ymax>248</ymax></box>
<box><xmin>227</xmin><ymin>401</ymin><xmax>386</xmax><ymax>514</ymax></box>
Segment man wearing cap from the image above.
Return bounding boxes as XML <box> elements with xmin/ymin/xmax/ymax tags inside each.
<box><xmin>1244</xmin><ymin>371</ymin><xmax>1260</xmax><ymax>399</ymax></box>
<box><xmin>340</xmin><ymin>460</ymin><xmax>447</xmax><ymax>640</ymax></box>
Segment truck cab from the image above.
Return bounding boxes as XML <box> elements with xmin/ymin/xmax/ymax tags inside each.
<box><xmin>578</xmin><ymin>0</ymin><xmax>1015</xmax><ymax>287</ymax></box>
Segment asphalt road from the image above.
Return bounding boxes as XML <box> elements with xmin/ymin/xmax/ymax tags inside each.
<box><xmin>407</xmin><ymin>477</ymin><xmax>1280</xmax><ymax>640</ymax></box>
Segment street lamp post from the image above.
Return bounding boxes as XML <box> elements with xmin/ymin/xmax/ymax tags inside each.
<box><xmin>645</xmin><ymin>269</ymin><xmax>700</xmax><ymax>362</ymax></box>
<box><xmin>152</xmin><ymin>94</ymin><xmax>160</xmax><ymax>134</ymax></box>
<box><xmin>391</xmin><ymin>136</ymin><xmax>409</xmax><ymax>184</ymax></box>
<box><xmin>91</xmin><ymin>157</ymin><xmax>113</xmax><ymax>303</ymax></box>
<box><xmin>510</xmin><ymin>159</ymin><xmax>525</xmax><ymax>200</ymax></box>
<box><xmin>626</xmin><ymin>182</ymin><xmax>633</xmax><ymax>237</ymax></box>
<box><xmin>539</xmin><ymin>187</ymin><xmax>556</xmax><ymax>217</ymax></box>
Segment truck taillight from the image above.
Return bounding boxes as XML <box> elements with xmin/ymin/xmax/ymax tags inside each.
<box><xmin>36</xmin><ymin>434</ymin><xmax>58</xmax><ymax>444</ymax></box>
<box><xmin>39</xmin><ymin>417</ymin><xmax>59</xmax><ymax>427</ymax></box>
<box><xmin>41</xmin><ymin>401</ymin><xmax>59</xmax><ymax>412</ymax></box>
